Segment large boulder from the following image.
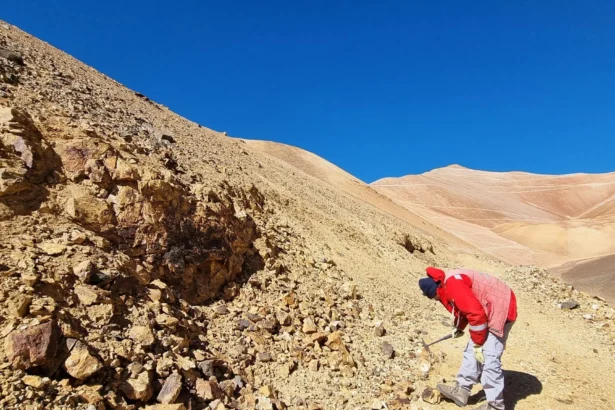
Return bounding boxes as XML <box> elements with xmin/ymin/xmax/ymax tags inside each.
<box><xmin>4</xmin><ymin>320</ymin><xmax>62</xmax><ymax>373</ymax></box>
<box><xmin>61</xmin><ymin>185</ymin><xmax>115</xmax><ymax>233</ymax></box>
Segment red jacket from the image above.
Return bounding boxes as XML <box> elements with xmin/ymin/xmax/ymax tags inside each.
<box><xmin>427</xmin><ymin>267</ymin><xmax>517</xmax><ymax>346</ymax></box>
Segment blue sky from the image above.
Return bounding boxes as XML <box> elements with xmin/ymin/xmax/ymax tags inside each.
<box><xmin>3</xmin><ymin>1</ymin><xmax>615</xmax><ymax>182</ymax></box>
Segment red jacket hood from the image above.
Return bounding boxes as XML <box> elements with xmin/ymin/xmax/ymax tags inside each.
<box><xmin>426</xmin><ymin>267</ymin><xmax>446</xmax><ymax>283</ymax></box>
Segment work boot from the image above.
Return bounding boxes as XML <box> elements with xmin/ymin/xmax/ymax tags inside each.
<box><xmin>436</xmin><ymin>383</ymin><xmax>470</xmax><ymax>407</ymax></box>
<box><xmin>472</xmin><ymin>403</ymin><xmax>499</xmax><ymax>410</ymax></box>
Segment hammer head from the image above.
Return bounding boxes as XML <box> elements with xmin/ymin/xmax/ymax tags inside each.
<box><xmin>419</xmin><ymin>338</ymin><xmax>432</xmax><ymax>358</ymax></box>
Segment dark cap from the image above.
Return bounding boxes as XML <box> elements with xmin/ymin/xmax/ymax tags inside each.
<box><xmin>419</xmin><ymin>277</ymin><xmax>438</xmax><ymax>299</ymax></box>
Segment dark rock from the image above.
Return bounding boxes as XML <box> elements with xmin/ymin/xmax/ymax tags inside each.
<box><xmin>197</xmin><ymin>360</ymin><xmax>215</xmax><ymax>378</ymax></box>
<box><xmin>214</xmin><ymin>305</ymin><xmax>229</xmax><ymax>315</ymax></box>
<box><xmin>276</xmin><ymin>311</ymin><xmax>291</xmax><ymax>326</ymax></box>
<box><xmin>559</xmin><ymin>300</ymin><xmax>579</xmax><ymax>310</ymax></box>
<box><xmin>157</xmin><ymin>372</ymin><xmax>182</xmax><ymax>404</ymax></box>
<box><xmin>381</xmin><ymin>342</ymin><xmax>395</xmax><ymax>359</ymax></box>
<box><xmin>237</xmin><ymin>319</ymin><xmax>251</xmax><ymax>331</ymax></box>
<box><xmin>421</xmin><ymin>387</ymin><xmax>441</xmax><ymax>404</ymax></box>
<box><xmin>4</xmin><ymin>320</ymin><xmax>62</xmax><ymax>373</ymax></box>
<box><xmin>261</xmin><ymin>319</ymin><xmax>279</xmax><ymax>334</ymax></box>
<box><xmin>247</xmin><ymin>313</ymin><xmax>262</xmax><ymax>322</ymax></box>
<box><xmin>161</xmin><ymin>134</ymin><xmax>175</xmax><ymax>144</ymax></box>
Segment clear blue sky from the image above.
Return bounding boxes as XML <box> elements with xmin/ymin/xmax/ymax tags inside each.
<box><xmin>3</xmin><ymin>1</ymin><xmax>615</xmax><ymax>182</ymax></box>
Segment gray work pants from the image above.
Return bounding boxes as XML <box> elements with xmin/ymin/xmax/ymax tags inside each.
<box><xmin>456</xmin><ymin>322</ymin><xmax>514</xmax><ymax>410</ymax></box>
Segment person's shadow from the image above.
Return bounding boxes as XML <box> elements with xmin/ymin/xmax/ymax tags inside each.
<box><xmin>468</xmin><ymin>370</ymin><xmax>542</xmax><ymax>409</ymax></box>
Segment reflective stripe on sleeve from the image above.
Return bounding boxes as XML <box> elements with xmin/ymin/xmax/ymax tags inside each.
<box><xmin>469</xmin><ymin>323</ymin><xmax>488</xmax><ymax>331</ymax></box>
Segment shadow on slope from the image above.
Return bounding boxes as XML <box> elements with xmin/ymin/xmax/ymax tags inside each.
<box><xmin>466</xmin><ymin>370</ymin><xmax>542</xmax><ymax>409</ymax></box>
<box><xmin>504</xmin><ymin>370</ymin><xmax>543</xmax><ymax>409</ymax></box>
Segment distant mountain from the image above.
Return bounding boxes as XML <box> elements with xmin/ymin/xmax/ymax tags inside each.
<box><xmin>371</xmin><ymin>165</ymin><xmax>615</xmax><ymax>301</ymax></box>
<box><xmin>241</xmin><ymin>140</ymin><xmax>473</xmax><ymax>251</ymax></box>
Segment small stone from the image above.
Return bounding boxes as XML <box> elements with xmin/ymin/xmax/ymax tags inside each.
<box><xmin>283</xmin><ymin>292</ymin><xmax>298</xmax><ymax>308</ymax></box>
<box><xmin>310</xmin><ymin>332</ymin><xmax>328</xmax><ymax>344</ymax></box>
<box><xmin>87</xmin><ymin>304</ymin><xmax>114</xmax><ymax>324</ymax></box>
<box><xmin>396</xmin><ymin>381</ymin><xmax>415</xmax><ymax>395</ymax></box>
<box><xmin>148</xmin><ymin>288</ymin><xmax>162</xmax><ymax>302</ymax></box>
<box><xmin>330</xmin><ymin>321</ymin><xmax>345</xmax><ymax>331</ymax></box>
<box><xmin>237</xmin><ymin>319</ymin><xmax>251</xmax><ymax>331</ymax></box>
<box><xmin>156</xmin><ymin>356</ymin><xmax>174</xmax><ymax>377</ymax></box>
<box><xmin>209</xmin><ymin>399</ymin><xmax>226</xmax><ymax>410</ymax></box>
<box><xmin>121</xmin><ymin>371</ymin><xmax>153</xmax><ymax>401</ymax></box>
<box><xmin>308</xmin><ymin>360</ymin><xmax>320</xmax><ymax>372</ymax></box>
<box><xmin>197</xmin><ymin>360</ymin><xmax>215</xmax><ymax>378</ymax></box>
<box><xmin>22</xmin><ymin>375</ymin><xmax>48</xmax><ymax>389</ymax></box>
<box><xmin>68</xmin><ymin>230</ymin><xmax>88</xmax><ymax>245</ymax></box>
<box><xmin>247</xmin><ymin>313</ymin><xmax>262</xmax><ymax>322</ymax></box>
<box><xmin>219</xmin><ymin>379</ymin><xmax>235</xmax><ymax>396</ymax></box>
<box><xmin>259</xmin><ymin>384</ymin><xmax>274</xmax><ymax>398</ymax></box>
<box><xmin>421</xmin><ymin>387</ymin><xmax>441</xmax><ymax>404</ymax></box>
<box><xmin>339</xmin><ymin>282</ymin><xmax>357</xmax><ymax>300</ymax></box>
<box><xmin>420</xmin><ymin>360</ymin><xmax>432</xmax><ymax>377</ymax></box>
<box><xmin>129</xmin><ymin>325</ymin><xmax>155</xmax><ymax>347</ymax></box>
<box><xmin>559</xmin><ymin>300</ymin><xmax>579</xmax><ymax>310</ymax></box>
<box><xmin>176</xmin><ymin>355</ymin><xmax>195</xmax><ymax>371</ymax></box>
<box><xmin>64</xmin><ymin>340</ymin><xmax>102</xmax><ymax>380</ymax></box>
<box><xmin>374</xmin><ymin>322</ymin><xmax>385</xmax><ymax>337</ymax></box>
<box><xmin>78</xmin><ymin>384</ymin><xmax>104</xmax><ymax>404</ymax></box>
<box><xmin>196</xmin><ymin>379</ymin><xmax>224</xmax><ymax>400</ymax></box>
<box><xmin>144</xmin><ymin>405</ymin><xmax>187</xmax><ymax>410</ymax></box>
<box><xmin>21</xmin><ymin>272</ymin><xmax>39</xmax><ymax>287</ymax></box>
<box><xmin>278</xmin><ymin>361</ymin><xmax>297</xmax><ymax>377</ymax></box>
<box><xmin>38</xmin><ymin>242</ymin><xmax>66</xmax><ymax>256</ymax></box>
<box><xmin>371</xmin><ymin>400</ymin><xmax>384</xmax><ymax>409</ymax></box>
<box><xmin>233</xmin><ymin>375</ymin><xmax>244</xmax><ymax>389</ymax></box>
<box><xmin>73</xmin><ymin>260</ymin><xmax>94</xmax><ymax>282</ymax></box>
<box><xmin>150</xmin><ymin>279</ymin><xmax>168</xmax><ymax>289</ymax></box>
<box><xmin>157</xmin><ymin>372</ymin><xmax>182</xmax><ymax>404</ymax></box>
<box><xmin>257</xmin><ymin>352</ymin><xmax>273</xmax><ymax>362</ymax></box>
<box><xmin>156</xmin><ymin>314</ymin><xmax>179</xmax><ymax>328</ymax></box>
<box><xmin>214</xmin><ymin>305</ymin><xmax>229</xmax><ymax>315</ymax></box>
<box><xmin>276</xmin><ymin>311</ymin><xmax>291</xmax><ymax>326</ymax></box>
<box><xmin>382</xmin><ymin>342</ymin><xmax>395</xmax><ymax>359</ymax></box>
<box><xmin>261</xmin><ymin>319</ymin><xmax>278</xmax><ymax>334</ymax></box>
<box><xmin>74</xmin><ymin>285</ymin><xmax>99</xmax><ymax>306</ymax></box>
<box><xmin>583</xmin><ymin>314</ymin><xmax>593</xmax><ymax>321</ymax></box>
<box><xmin>8</xmin><ymin>294</ymin><xmax>32</xmax><ymax>318</ymax></box>
<box><xmin>302</xmin><ymin>318</ymin><xmax>318</xmax><ymax>334</ymax></box>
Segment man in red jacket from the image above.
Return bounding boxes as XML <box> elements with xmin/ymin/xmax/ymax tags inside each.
<box><xmin>418</xmin><ymin>267</ymin><xmax>517</xmax><ymax>410</ymax></box>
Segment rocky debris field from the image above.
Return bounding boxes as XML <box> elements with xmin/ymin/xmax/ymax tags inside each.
<box><xmin>1</xmin><ymin>19</ymin><xmax>615</xmax><ymax>410</ymax></box>
<box><xmin>0</xmin><ymin>20</ymin><xmax>443</xmax><ymax>409</ymax></box>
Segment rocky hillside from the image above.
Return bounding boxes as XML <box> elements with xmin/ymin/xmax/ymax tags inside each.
<box><xmin>1</xmin><ymin>20</ymin><xmax>615</xmax><ymax>410</ymax></box>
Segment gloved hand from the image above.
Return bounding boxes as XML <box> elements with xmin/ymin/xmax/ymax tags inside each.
<box><xmin>452</xmin><ymin>328</ymin><xmax>464</xmax><ymax>339</ymax></box>
<box><xmin>473</xmin><ymin>344</ymin><xmax>485</xmax><ymax>364</ymax></box>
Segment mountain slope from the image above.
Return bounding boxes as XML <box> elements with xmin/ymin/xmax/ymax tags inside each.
<box><xmin>371</xmin><ymin>165</ymin><xmax>615</xmax><ymax>301</ymax></box>
<box><xmin>242</xmin><ymin>139</ymin><xmax>473</xmax><ymax>253</ymax></box>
